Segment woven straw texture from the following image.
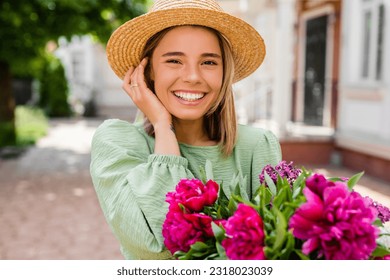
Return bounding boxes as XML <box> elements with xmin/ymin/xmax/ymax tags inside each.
<box><xmin>106</xmin><ymin>0</ymin><xmax>265</xmax><ymax>82</ymax></box>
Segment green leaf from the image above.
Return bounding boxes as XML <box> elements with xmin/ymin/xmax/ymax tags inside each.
<box><xmin>252</xmin><ymin>192</ymin><xmax>261</xmax><ymax>206</ymax></box>
<box><xmin>233</xmin><ymin>183</ymin><xmax>242</xmax><ymax>197</ymax></box>
<box><xmin>191</xmin><ymin>241</ymin><xmax>209</xmax><ymax>251</ymax></box>
<box><xmin>217</xmin><ymin>182</ymin><xmax>229</xmax><ymax>204</ymax></box>
<box><xmin>264</xmin><ymin>172</ymin><xmax>277</xmax><ymax>196</ymax></box>
<box><xmin>294</xmin><ymin>250</ymin><xmax>310</xmax><ymax>260</ymax></box>
<box><xmin>227</xmin><ymin>197</ymin><xmax>238</xmax><ymax>214</ymax></box>
<box><xmin>226</xmin><ymin>172</ymin><xmax>249</xmax><ymax>202</ymax></box>
<box><xmin>292</xmin><ymin>186</ymin><xmax>302</xmax><ymax>199</ymax></box>
<box><xmin>192</xmin><ymin>251</ymin><xmax>209</xmax><ymax>257</ymax></box>
<box><xmin>263</xmin><ymin>246</ymin><xmax>275</xmax><ymax>259</ymax></box>
<box><xmin>328</xmin><ymin>177</ymin><xmax>346</xmax><ymax>182</ymax></box>
<box><xmin>272</xmin><ymin>207</ymin><xmax>287</xmax><ymax>251</ymax></box>
<box><xmin>215</xmin><ymin>241</ymin><xmax>227</xmax><ymax>259</ymax></box>
<box><xmin>258</xmin><ymin>187</ymin><xmax>272</xmax><ymax>216</ymax></box>
<box><xmin>278</xmin><ymin>232</ymin><xmax>296</xmax><ymax>259</ymax></box>
<box><xmin>347</xmin><ymin>171</ymin><xmax>364</xmax><ymax>190</ymax></box>
<box><xmin>373</xmin><ymin>218</ymin><xmax>383</xmax><ymax>227</ymax></box>
<box><xmin>205</xmin><ymin>252</ymin><xmax>219</xmax><ymax>259</ymax></box>
<box><xmin>211</xmin><ymin>222</ymin><xmax>225</xmax><ymax>242</ymax></box>
<box><xmin>198</xmin><ymin>166</ymin><xmax>207</xmax><ymax>184</ymax></box>
<box><xmin>216</xmin><ymin>204</ymin><xmax>231</xmax><ymax>219</ymax></box>
<box><xmin>370</xmin><ymin>244</ymin><xmax>390</xmax><ymax>258</ymax></box>
<box><xmin>272</xmin><ymin>185</ymin><xmax>288</xmax><ymax>209</ymax></box>
<box><xmin>205</xmin><ymin>159</ymin><xmax>214</xmax><ymax>181</ymax></box>
<box><xmin>293</xmin><ymin>169</ymin><xmax>310</xmax><ymax>190</ymax></box>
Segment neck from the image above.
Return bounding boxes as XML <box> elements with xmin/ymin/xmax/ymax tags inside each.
<box><xmin>173</xmin><ymin>118</ymin><xmax>216</xmax><ymax>146</ymax></box>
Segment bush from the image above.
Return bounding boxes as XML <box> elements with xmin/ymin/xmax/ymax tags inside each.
<box><xmin>0</xmin><ymin>121</ymin><xmax>16</xmax><ymax>147</ymax></box>
<box><xmin>15</xmin><ymin>105</ymin><xmax>48</xmax><ymax>146</ymax></box>
<box><xmin>39</xmin><ymin>55</ymin><xmax>72</xmax><ymax>117</ymax></box>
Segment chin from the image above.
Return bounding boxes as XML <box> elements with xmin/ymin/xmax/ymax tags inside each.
<box><xmin>172</xmin><ymin>113</ymin><xmax>205</xmax><ymax>122</ymax></box>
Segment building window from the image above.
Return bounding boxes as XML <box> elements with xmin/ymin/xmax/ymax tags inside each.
<box><xmin>362</xmin><ymin>10</ymin><xmax>372</xmax><ymax>78</ymax></box>
<box><xmin>376</xmin><ymin>4</ymin><xmax>385</xmax><ymax>80</ymax></box>
<box><xmin>360</xmin><ymin>0</ymin><xmax>386</xmax><ymax>82</ymax></box>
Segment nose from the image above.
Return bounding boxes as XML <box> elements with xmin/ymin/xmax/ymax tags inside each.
<box><xmin>182</xmin><ymin>63</ymin><xmax>201</xmax><ymax>84</ymax></box>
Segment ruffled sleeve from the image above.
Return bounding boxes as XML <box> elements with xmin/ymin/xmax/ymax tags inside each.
<box><xmin>90</xmin><ymin>119</ymin><xmax>192</xmax><ymax>259</ymax></box>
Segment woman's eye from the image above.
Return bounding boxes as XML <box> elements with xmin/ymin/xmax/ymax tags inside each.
<box><xmin>203</xmin><ymin>60</ymin><xmax>218</xmax><ymax>65</ymax></box>
<box><xmin>167</xmin><ymin>59</ymin><xmax>181</xmax><ymax>64</ymax></box>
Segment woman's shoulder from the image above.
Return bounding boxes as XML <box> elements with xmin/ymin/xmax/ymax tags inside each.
<box><xmin>92</xmin><ymin>119</ymin><xmax>151</xmax><ymax>148</ymax></box>
<box><xmin>237</xmin><ymin>124</ymin><xmax>279</xmax><ymax>146</ymax></box>
<box><xmin>94</xmin><ymin>119</ymin><xmax>146</xmax><ymax>136</ymax></box>
<box><xmin>96</xmin><ymin>118</ymin><xmax>139</xmax><ymax>132</ymax></box>
<box><xmin>236</xmin><ymin>124</ymin><xmax>281</xmax><ymax>162</ymax></box>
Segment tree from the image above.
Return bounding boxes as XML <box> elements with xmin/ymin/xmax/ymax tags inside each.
<box><xmin>0</xmin><ymin>0</ymin><xmax>148</xmax><ymax>147</ymax></box>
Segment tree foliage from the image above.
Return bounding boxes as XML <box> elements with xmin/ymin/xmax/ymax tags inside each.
<box><xmin>1</xmin><ymin>0</ymin><xmax>148</xmax><ymax>75</ymax></box>
<box><xmin>0</xmin><ymin>0</ymin><xmax>149</xmax><ymax>147</ymax></box>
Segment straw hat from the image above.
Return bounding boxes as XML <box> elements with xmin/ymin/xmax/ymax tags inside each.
<box><xmin>106</xmin><ymin>0</ymin><xmax>265</xmax><ymax>83</ymax></box>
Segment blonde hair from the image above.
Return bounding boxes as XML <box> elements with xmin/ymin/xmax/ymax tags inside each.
<box><xmin>141</xmin><ymin>25</ymin><xmax>237</xmax><ymax>156</ymax></box>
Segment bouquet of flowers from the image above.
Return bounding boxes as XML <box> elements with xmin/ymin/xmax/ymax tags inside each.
<box><xmin>162</xmin><ymin>161</ymin><xmax>390</xmax><ymax>260</ymax></box>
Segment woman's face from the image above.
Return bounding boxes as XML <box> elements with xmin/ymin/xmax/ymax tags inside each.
<box><xmin>150</xmin><ymin>26</ymin><xmax>223</xmax><ymax>122</ymax></box>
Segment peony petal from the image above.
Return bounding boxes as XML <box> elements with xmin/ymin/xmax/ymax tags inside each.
<box><xmin>299</xmin><ymin>188</ymin><xmax>324</xmax><ymax>220</ymax></box>
<box><xmin>305</xmin><ymin>174</ymin><xmax>331</xmax><ymax>197</ymax></box>
<box><xmin>289</xmin><ymin>213</ymin><xmax>316</xmax><ymax>239</ymax></box>
<box><xmin>302</xmin><ymin>238</ymin><xmax>319</xmax><ymax>255</ymax></box>
<box><xmin>323</xmin><ymin>182</ymin><xmax>348</xmax><ymax>205</ymax></box>
<box><xmin>222</xmin><ymin>204</ymin><xmax>265</xmax><ymax>260</ymax></box>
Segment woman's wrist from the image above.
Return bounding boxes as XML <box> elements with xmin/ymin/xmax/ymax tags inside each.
<box><xmin>153</xmin><ymin>121</ymin><xmax>180</xmax><ymax>156</ymax></box>
<box><xmin>153</xmin><ymin>121</ymin><xmax>175</xmax><ymax>135</ymax></box>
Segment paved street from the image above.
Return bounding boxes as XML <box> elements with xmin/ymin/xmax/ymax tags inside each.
<box><xmin>0</xmin><ymin>118</ymin><xmax>122</xmax><ymax>260</ymax></box>
<box><xmin>0</xmin><ymin>118</ymin><xmax>389</xmax><ymax>259</ymax></box>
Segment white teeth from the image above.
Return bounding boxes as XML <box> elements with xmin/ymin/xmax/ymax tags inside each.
<box><xmin>174</xmin><ymin>91</ymin><xmax>205</xmax><ymax>101</ymax></box>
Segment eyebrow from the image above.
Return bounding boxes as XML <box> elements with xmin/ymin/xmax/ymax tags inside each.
<box><xmin>162</xmin><ymin>52</ymin><xmax>222</xmax><ymax>59</ymax></box>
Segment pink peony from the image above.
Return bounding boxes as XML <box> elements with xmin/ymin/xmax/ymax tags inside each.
<box><xmin>305</xmin><ymin>173</ymin><xmax>334</xmax><ymax>197</ymax></box>
<box><xmin>162</xmin><ymin>209</ymin><xmax>213</xmax><ymax>254</ymax></box>
<box><xmin>166</xmin><ymin>179</ymin><xmax>219</xmax><ymax>212</ymax></box>
<box><xmin>289</xmin><ymin>174</ymin><xmax>379</xmax><ymax>260</ymax></box>
<box><xmin>221</xmin><ymin>204</ymin><xmax>266</xmax><ymax>260</ymax></box>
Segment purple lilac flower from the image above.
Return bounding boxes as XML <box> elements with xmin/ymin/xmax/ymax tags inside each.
<box><xmin>259</xmin><ymin>161</ymin><xmax>302</xmax><ymax>187</ymax></box>
<box><xmin>364</xmin><ymin>196</ymin><xmax>390</xmax><ymax>223</ymax></box>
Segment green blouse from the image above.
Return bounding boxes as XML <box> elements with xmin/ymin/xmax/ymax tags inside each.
<box><xmin>90</xmin><ymin>119</ymin><xmax>282</xmax><ymax>259</ymax></box>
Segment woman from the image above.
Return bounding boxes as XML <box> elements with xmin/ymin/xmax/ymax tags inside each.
<box><xmin>90</xmin><ymin>0</ymin><xmax>281</xmax><ymax>260</ymax></box>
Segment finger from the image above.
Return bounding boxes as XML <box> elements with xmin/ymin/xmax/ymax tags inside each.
<box><xmin>122</xmin><ymin>67</ymin><xmax>135</xmax><ymax>92</ymax></box>
<box><xmin>133</xmin><ymin>58</ymin><xmax>149</xmax><ymax>88</ymax></box>
<box><xmin>139</xmin><ymin>57</ymin><xmax>149</xmax><ymax>68</ymax></box>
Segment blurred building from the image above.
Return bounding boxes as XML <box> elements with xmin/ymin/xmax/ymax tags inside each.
<box><xmin>336</xmin><ymin>0</ymin><xmax>389</xmax><ymax>181</ymax></box>
<box><xmin>55</xmin><ymin>36</ymin><xmax>137</xmax><ymax>120</ymax></box>
<box><xmin>220</xmin><ymin>0</ymin><xmax>390</xmax><ymax>182</ymax></box>
<box><xmin>57</xmin><ymin>0</ymin><xmax>390</xmax><ymax>181</ymax></box>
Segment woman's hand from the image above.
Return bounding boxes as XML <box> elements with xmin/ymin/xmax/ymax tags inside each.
<box><xmin>122</xmin><ymin>58</ymin><xmax>172</xmax><ymax>127</ymax></box>
<box><xmin>123</xmin><ymin>58</ymin><xmax>180</xmax><ymax>156</ymax></box>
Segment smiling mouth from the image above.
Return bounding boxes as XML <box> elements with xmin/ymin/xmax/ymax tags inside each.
<box><xmin>173</xmin><ymin>91</ymin><xmax>205</xmax><ymax>102</ymax></box>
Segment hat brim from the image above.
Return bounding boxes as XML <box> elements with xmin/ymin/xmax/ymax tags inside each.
<box><xmin>106</xmin><ymin>8</ymin><xmax>265</xmax><ymax>83</ymax></box>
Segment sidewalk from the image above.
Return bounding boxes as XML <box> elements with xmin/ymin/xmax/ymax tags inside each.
<box><xmin>0</xmin><ymin>118</ymin><xmax>389</xmax><ymax>259</ymax></box>
<box><xmin>0</xmin><ymin>118</ymin><xmax>122</xmax><ymax>259</ymax></box>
